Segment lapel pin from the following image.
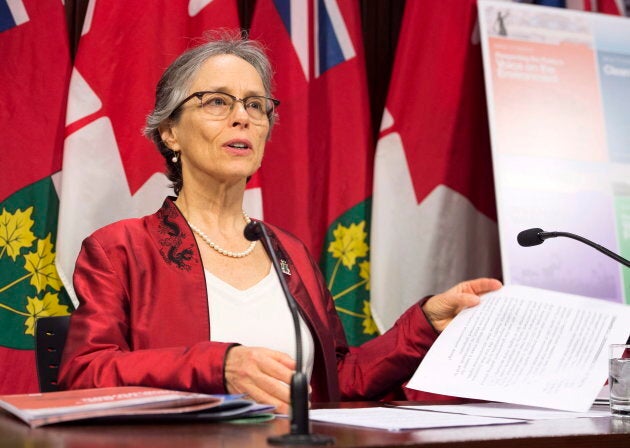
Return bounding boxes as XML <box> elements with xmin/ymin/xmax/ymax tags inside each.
<box><xmin>280</xmin><ymin>259</ymin><xmax>291</xmax><ymax>275</ymax></box>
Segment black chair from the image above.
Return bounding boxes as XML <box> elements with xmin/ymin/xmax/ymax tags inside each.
<box><xmin>35</xmin><ymin>315</ymin><xmax>71</xmax><ymax>392</ymax></box>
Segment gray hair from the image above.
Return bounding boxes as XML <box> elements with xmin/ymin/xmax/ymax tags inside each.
<box><xmin>144</xmin><ymin>31</ymin><xmax>276</xmax><ymax>195</ymax></box>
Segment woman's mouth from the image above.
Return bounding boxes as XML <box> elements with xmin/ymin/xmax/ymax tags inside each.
<box><xmin>225</xmin><ymin>139</ymin><xmax>252</xmax><ymax>151</ymax></box>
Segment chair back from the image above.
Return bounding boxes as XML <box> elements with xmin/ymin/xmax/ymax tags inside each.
<box><xmin>35</xmin><ymin>315</ymin><xmax>71</xmax><ymax>392</ymax></box>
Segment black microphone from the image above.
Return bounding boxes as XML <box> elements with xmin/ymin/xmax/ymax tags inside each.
<box><xmin>244</xmin><ymin>220</ymin><xmax>334</xmax><ymax>446</ymax></box>
<box><xmin>517</xmin><ymin>228</ymin><xmax>630</xmax><ymax>268</ymax></box>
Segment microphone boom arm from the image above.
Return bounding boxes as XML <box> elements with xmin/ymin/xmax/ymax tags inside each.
<box><xmin>539</xmin><ymin>231</ymin><xmax>630</xmax><ymax>268</ymax></box>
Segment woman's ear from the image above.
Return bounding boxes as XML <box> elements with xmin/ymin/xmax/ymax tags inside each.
<box><xmin>159</xmin><ymin>122</ymin><xmax>180</xmax><ymax>151</ymax></box>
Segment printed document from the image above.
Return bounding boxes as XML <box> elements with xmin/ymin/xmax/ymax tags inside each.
<box><xmin>308</xmin><ymin>407</ymin><xmax>524</xmax><ymax>431</ymax></box>
<box><xmin>407</xmin><ymin>285</ymin><xmax>630</xmax><ymax>412</ymax></box>
<box><xmin>395</xmin><ymin>403</ymin><xmax>609</xmax><ymax>420</ymax></box>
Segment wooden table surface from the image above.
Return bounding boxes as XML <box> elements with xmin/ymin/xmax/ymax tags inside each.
<box><xmin>1</xmin><ymin>402</ymin><xmax>629</xmax><ymax>448</ymax></box>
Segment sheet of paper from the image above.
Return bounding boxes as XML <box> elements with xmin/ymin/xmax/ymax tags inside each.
<box><xmin>308</xmin><ymin>407</ymin><xmax>524</xmax><ymax>431</ymax></box>
<box><xmin>395</xmin><ymin>403</ymin><xmax>610</xmax><ymax>420</ymax></box>
<box><xmin>407</xmin><ymin>285</ymin><xmax>630</xmax><ymax>412</ymax></box>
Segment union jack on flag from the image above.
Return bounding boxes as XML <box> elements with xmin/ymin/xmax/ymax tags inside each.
<box><xmin>314</xmin><ymin>0</ymin><xmax>356</xmax><ymax>76</ymax></box>
<box><xmin>0</xmin><ymin>0</ymin><xmax>28</xmax><ymax>32</ymax></box>
<box><xmin>268</xmin><ymin>0</ymin><xmax>357</xmax><ymax>81</ymax></box>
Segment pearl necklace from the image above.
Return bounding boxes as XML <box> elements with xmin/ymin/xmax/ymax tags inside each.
<box><xmin>188</xmin><ymin>211</ymin><xmax>256</xmax><ymax>258</ymax></box>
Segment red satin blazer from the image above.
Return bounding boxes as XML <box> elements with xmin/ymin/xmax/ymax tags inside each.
<box><xmin>59</xmin><ymin>198</ymin><xmax>440</xmax><ymax>402</ymax></box>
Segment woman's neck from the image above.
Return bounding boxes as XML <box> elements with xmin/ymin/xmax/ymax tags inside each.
<box><xmin>175</xmin><ymin>183</ymin><xmax>246</xmax><ymax>232</ymax></box>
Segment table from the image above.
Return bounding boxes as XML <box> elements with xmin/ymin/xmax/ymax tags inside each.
<box><xmin>1</xmin><ymin>402</ymin><xmax>629</xmax><ymax>448</ymax></box>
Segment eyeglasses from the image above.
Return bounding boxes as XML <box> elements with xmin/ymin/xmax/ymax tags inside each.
<box><xmin>172</xmin><ymin>91</ymin><xmax>280</xmax><ymax>123</ymax></box>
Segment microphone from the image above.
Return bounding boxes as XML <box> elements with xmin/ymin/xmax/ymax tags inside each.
<box><xmin>244</xmin><ymin>220</ymin><xmax>334</xmax><ymax>446</ymax></box>
<box><xmin>517</xmin><ymin>228</ymin><xmax>630</xmax><ymax>268</ymax></box>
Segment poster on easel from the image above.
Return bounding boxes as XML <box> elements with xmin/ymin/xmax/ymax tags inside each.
<box><xmin>478</xmin><ymin>0</ymin><xmax>630</xmax><ymax>304</ymax></box>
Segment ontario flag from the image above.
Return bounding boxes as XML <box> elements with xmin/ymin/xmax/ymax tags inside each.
<box><xmin>370</xmin><ymin>0</ymin><xmax>502</xmax><ymax>332</ymax></box>
<box><xmin>56</xmin><ymin>0</ymin><xmax>240</xmax><ymax>304</ymax></box>
<box><xmin>0</xmin><ymin>0</ymin><xmax>73</xmax><ymax>394</ymax></box>
<box><xmin>250</xmin><ymin>0</ymin><xmax>376</xmax><ymax>345</ymax></box>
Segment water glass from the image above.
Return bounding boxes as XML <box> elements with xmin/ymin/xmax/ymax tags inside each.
<box><xmin>610</xmin><ymin>344</ymin><xmax>630</xmax><ymax>418</ymax></box>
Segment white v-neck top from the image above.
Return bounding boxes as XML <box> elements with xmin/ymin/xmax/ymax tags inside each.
<box><xmin>205</xmin><ymin>268</ymin><xmax>315</xmax><ymax>381</ymax></box>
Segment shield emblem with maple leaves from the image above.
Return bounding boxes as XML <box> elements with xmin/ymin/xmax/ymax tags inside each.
<box><xmin>320</xmin><ymin>199</ymin><xmax>378</xmax><ymax>346</ymax></box>
<box><xmin>0</xmin><ymin>179</ymin><xmax>73</xmax><ymax>350</ymax></box>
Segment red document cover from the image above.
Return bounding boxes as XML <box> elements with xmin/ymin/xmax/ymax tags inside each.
<box><xmin>0</xmin><ymin>386</ymin><xmax>269</xmax><ymax>428</ymax></box>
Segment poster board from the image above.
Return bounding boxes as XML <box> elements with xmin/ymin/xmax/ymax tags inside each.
<box><xmin>478</xmin><ymin>0</ymin><xmax>630</xmax><ymax>303</ymax></box>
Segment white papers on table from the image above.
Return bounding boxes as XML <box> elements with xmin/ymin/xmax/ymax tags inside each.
<box><xmin>308</xmin><ymin>407</ymin><xmax>524</xmax><ymax>431</ymax></box>
<box><xmin>395</xmin><ymin>403</ymin><xmax>610</xmax><ymax>420</ymax></box>
<box><xmin>407</xmin><ymin>285</ymin><xmax>630</xmax><ymax>412</ymax></box>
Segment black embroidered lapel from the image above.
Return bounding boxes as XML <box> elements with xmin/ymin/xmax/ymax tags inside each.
<box><xmin>156</xmin><ymin>200</ymin><xmax>195</xmax><ymax>271</ymax></box>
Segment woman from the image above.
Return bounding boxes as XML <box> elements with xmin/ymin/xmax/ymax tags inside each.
<box><xmin>59</xmin><ymin>33</ymin><xmax>501</xmax><ymax>414</ymax></box>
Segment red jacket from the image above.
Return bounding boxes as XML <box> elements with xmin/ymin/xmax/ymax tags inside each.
<box><xmin>59</xmin><ymin>198</ymin><xmax>439</xmax><ymax>402</ymax></box>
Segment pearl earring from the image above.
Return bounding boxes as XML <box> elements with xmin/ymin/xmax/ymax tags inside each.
<box><xmin>171</xmin><ymin>152</ymin><xmax>179</xmax><ymax>163</ymax></box>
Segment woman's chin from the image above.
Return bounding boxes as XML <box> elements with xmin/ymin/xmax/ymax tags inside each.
<box><xmin>213</xmin><ymin>167</ymin><xmax>260</xmax><ymax>184</ymax></box>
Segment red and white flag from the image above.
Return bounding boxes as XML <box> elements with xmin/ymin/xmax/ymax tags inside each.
<box><xmin>370</xmin><ymin>0</ymin><xmax>502</xmax><ymax>332</ymax></box>
<box><xmin>250</xmin><ymin>0</ymin><xmax>376</xmax><ymax>345</ymax></box>
<box><xmin>56</xmin><ymin>0</ymin><xmax>240</xmax><ymax>304</ymax></box>
<box><xmin>0</xmin><ymin>0</ymin><xmax>72</xmax><ymax>393</ymax></box>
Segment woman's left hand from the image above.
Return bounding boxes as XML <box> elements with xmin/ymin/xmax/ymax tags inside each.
<box><xmin>421</xmin><ymin>278</ymin><xmax>502</xmax><ymax>333</ymax></box>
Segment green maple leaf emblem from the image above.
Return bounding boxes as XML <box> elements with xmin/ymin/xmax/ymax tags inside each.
<box><xmin>0</xmin><ymin>179</ymin><xmax>74</xmax><ymax>349</ymax></box>
<box><xmin>321</xmin><ymin>200</ymin><xmax>378</xmax><ymax>346</ymax></box>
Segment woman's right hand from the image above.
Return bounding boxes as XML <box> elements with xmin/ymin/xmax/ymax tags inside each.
<box><xmin>421</xmin><ymin>277</ymin><xmax>502</xmax><ymax>332</ymax></box>
<box><xmin>224</xmin><ymin>346</ymin><xmax>296</xmax><ymax>414</ymax></box>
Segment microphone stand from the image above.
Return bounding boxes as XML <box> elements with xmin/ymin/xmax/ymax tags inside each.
<box><xmin>245</xmin><ymin>221</ymin><xmax>334</xmax><ymax>446</ymax></box>
<box><xmin>518</xmin><ymin>227</ymin><xmax>630</xmax><ymax>344</ymax></box>
<box><xmin>518</xmin><ymin>228</ymin><xmax>630</xmax><ymax>268</ymax></box>
<box><xmin>538</xmin><ymin>231</ymin><xmax>630</xmax><ymax>268</ymax></box>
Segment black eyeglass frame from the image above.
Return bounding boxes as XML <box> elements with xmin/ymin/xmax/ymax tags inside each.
<box><xmin>171</xmin><ymin>91</ymin><xmax>280</xmax><ymax>120</ymax></box>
